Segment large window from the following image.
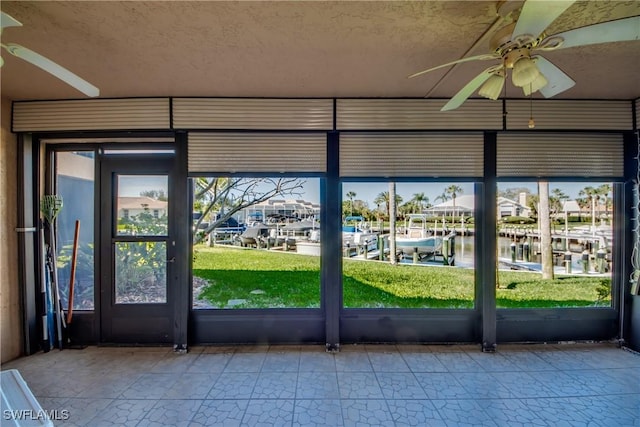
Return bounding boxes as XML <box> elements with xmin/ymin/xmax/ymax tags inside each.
<box><xmin>342</xmin><ymin>181</ymin><xmax>476</xmax><ymax>308</ymax></box>
<box><xmin>191</xmin><ymin>177</ymin><xmax>321</xmax><ymax>309</ymax></box>
<box><xmin>496</xmin><ymin>181</ymin><xmax>613</xmax><ymax>308</ymax></box>
<box><xmin>55</xmin><ymin>151</ymin><xmax>95</xmax><ymax>310</ymax></box>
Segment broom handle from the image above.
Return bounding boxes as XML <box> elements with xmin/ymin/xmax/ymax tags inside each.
<box><xmin>50</xmin><ymin>226</ymin><xmax>64</xmax><ymax>349</ymax></box>
<box><xmin>66</xmin><ymin>220</ymin><xmax>80</xmax><ymax>324</ymax></box>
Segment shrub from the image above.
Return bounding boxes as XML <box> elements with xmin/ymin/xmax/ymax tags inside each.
<box><xmin>500</xmin><ymin>216</ymin><xmax>535</xmax><ymax>224</ymax></box>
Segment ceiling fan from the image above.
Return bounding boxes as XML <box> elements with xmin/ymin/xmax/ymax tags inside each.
<box><xmin>409</xmin><ymin>0</ymin><xmax>640</xmax><ymax>111</ymax></box>
<box><xmin>1</xmin><ymin>11</ymin><xmax>99</xmax><ymax>97</ymax></box>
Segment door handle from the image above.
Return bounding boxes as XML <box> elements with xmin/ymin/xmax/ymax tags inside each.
<box><xmin>166</xmin><ymin>257</ymin><xmax>176</xmax><ymax>263</ymax></box>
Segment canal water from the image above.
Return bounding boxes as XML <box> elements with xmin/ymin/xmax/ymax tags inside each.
<box><xmin>452</xmin><ymin>234</ymin><xmax>608</xmax><ymax>273</ymax></box>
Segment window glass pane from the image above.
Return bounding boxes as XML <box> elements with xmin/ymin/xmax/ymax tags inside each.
<box><xmin>342</xmin><ymin>182</ymin><xmax>475</xmax><ymax>308</ymax></box>
<box><xmin>117</xmin><ymin>175</ymin><xmax>168</xmax><ymax>236</ymax></box>
<box><xmin>115</xmin><ymin>241</ymin><xmax>167</xmax><ymax>304</ymax></box>
<box><xmin>192</xmin><ymin>177</ymin><xmax>321</xmax><ymax>309</ymax></box>
<box><xmin>55</xmin><ymin>151</ymin><xmax>95</xmax><ymax>310</ymax></box>
<box><xmin>496</xmin><ymin>182</ymin><xmax>613</xmax><ymax>308</ymax></box>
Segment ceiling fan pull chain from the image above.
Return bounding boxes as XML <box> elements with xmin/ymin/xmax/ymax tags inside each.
<box><xmin>528</xmin><ymin>84</ymin><xmax>535</xmax><ymax>129</ymax></box>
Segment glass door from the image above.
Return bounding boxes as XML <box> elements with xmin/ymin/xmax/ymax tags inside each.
<box><xmin>100</xmin><ymin>157</ymin><xmax>175</xmax><ymax>343</ymax></box>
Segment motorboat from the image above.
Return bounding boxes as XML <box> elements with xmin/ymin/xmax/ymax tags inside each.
<box><xmin>395</xmin><ymin>214</ymin><xmax>442</xmax><ymax>257</ymax></box>
<box><xmin>342</xmin><ymin>216</ymin><xmax>378</xmax><ymax>253</ymax></box>
<box><xmin>239</xmin><ymin>223</ymin><xmax>270</xmax><ymax>246</ymax></box>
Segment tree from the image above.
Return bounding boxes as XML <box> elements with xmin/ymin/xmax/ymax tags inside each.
<box><xmin>346</xmin><ymin>191</ymin><xmax>356</xmax><ymax>216</ymax></box>
<box><xmin>597</xmin><ymin>184</ymin><xmax>612</xmax><ymax>222</ymax></box>
<box><xmin>193</xmin><ymin>177</ymin><xmax>305</xmax><ymax>244</ymax></box>
<box><xmin>411</xmin><ymin>192</ymin><xmax>429</xmax><ymax>214</ymax></box>
<box><xmin>445</xmin><ymin>184</ymin><xmax>463</xmax><ymax>223</ymax></box>
<box><xmin>389</xmin><ymin>182</ymin><xmax>397</xmax><ymax>265</ymax></box>
<box><xmin>434</xmin><ymin>192</ymin><xmax>449</xmax><ymax>217</ymax></box>
<box><xmin>434</xmin><ymin>192</ymin><xmax>449</xmax><ymax>204</ymax></box>
<box><xmin>139</xmin><ymin>189</ymin><xmax>167</xmax><ymax>201</ymax></box>
<box><xmin>578</xmin><ymin>186</ymin><xmax>599</xmax><ymax>231</ymax></box>
<box><xmin>373</xmin><ymin>191</ymin><xmax>403</xmax><ymax>221</ymax></box>
<box><xmin>550</xmin><ymin>188</ymin><xmax>569</xmax><ymax>217</ymax></box>
<box><xmin>342</xmin><ymin>199</ymin><xmax>369</xmax><ymax>218</ymax></box>
<box><xmin>539</xmin><ymin>181</ymin><xmax>554</xmax><ymax>280</ymax></box>
<box><xmin>116</xmin><ymin>208</ymin><xmax>169</xmax><ymax>302</ymax></box>
<box><xmin>527</xmin><ymin>194</ymin><xmax>540</xmax><ymax>218</ymax></box>
<box><xmin>374</xmin><ymin>191</ymin><xmax>389</xmax><ymax>219</ymax></box>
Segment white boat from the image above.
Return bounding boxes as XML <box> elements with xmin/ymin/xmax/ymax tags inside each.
<box><xmin>395</xmin><ymin>214</ymin><xmax>442</xmax><ymax>257</ymax></box>
<box><xmin>342</xmin><ymin>216</ymin><xmax>378</xmax><ymax>253</ymax></box>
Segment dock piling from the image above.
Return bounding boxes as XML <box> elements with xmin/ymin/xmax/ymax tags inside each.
<box><xmin>582</xmin><ymin>249</ymin><xmax>590</xmax><ymax>274</ymax></box>
<box><xmin>442</xmin><ymin>236</ymin><xmax>450</xmax><ymax>265</ymax></box>
<box><xmin>596</xmin><ymin>248</ymin><xmax>606</xmax><ymax>272</ymax></box>
<box><xmin>564</xmin><ymin>250</ymin><xmax>572</xmax><ymax>274</ymax></box>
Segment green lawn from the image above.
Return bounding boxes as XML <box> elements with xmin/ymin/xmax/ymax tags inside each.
<box><xmin>194</xmin><ymin>245</ymin><xmax>611</xmax><ymax>309</ymax></box>
<box><xmin>194</xmin><ymin>246</ymin><xmax>320</xmax><ymax>308</ymax></box>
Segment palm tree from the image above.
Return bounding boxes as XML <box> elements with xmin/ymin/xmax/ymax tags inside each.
<box><xmin>389</xmin><ymin>182</ymin><xmax>397</xmax><ymax>265</ymax></box>
<box><xmin>346</xmin><ymin>191</ymin><xmax>356</xmax><ymax>216</ymax></box>
<box><xmin>579</xmin><ymin>186</ymin><xmax>599</xmax><ymax>231</ymax></box>
<box><xmin>596</xmin><ymin>184</ymin><xmax>612</xmax><ymax>223</ymax></box>
<box><xmin>434</xmin><ymin>192</ymin><xmax>449</xmax><ymax>217</ymax></box>
<box><xmin>527</xmin><ymin>193</ymin><xmax>540</xmax><ymax>219</ymax></box>
<box><xmin>373</xmin><ymin>191</ymin><xmax>403</xmax><ymax>221</ymax></box>
<box><xmin>374</xmin><ymin>191</ymin><xmax>390</xmax><ymax>220</ymax></box>
<box><xmin>550</xmin><ymin>188</ymin><xmax>569</xmax><ymax>213</ymax></box>
<box><xmin>445</xmin><ymin>184</ymin><xmax>463</xmax><ymax>223</ymax></box>
<box><xmin>550</xmin><ymin>188</ymin><xmax>569</xmax><ymax>224</ymax></box>
<box><xmin>411</xmin><ymin>192</ymin><xmax>428</xmax><ymax>214</ymax></box>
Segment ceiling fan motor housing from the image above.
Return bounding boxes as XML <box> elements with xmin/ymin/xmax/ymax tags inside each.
<box><xmin>503</xmin><ymin>47</ymin><xmax>530</xmax><ymax>69</ymax></box>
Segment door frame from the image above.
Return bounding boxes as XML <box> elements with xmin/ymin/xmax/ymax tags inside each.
<box><xmin>99</xmin><ymin>154</ymin><xmax>178</xmax><ymax>344</ymax></box>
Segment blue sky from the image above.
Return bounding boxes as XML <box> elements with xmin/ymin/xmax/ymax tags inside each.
<box><xmin>119</xmin><ymin>175</ymin><xmax>168</xmax><ymax>197</ymax></box>
<box><xmin>121</xmin><ymin>175</ymin><xmax>608</xmax><ymax>208</ymax></box>
<box><xmin>342</xmin><ymin>181</ymin><xmax>606</xmax><ymax>209</ymax></box>
<box><xmin>342</xmin><ymin>182</ymin><xmax>474</xmax><ymax>208</ymax></box>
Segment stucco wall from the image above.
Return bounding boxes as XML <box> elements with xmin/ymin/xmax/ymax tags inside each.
<box><xmin>1</xmin><ymin>97</ymin><xmax>22</xmax><ymax>362</ymax></box>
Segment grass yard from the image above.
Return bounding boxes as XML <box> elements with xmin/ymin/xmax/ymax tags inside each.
<box><xmin>194</xmin><ymin>246</ymin><xmax>321</xmax><ymax>308</ymax></box>
<box><xmin>193</xmin><ymin>245</ymin><xmax>611</xmax><ymax>309</ymax></box>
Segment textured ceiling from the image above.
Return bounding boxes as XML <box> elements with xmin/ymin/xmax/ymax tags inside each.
<box><xmin>1</xmin><ymin>1</ymin><xmax>639</xmax><ymax>103</ymax></box>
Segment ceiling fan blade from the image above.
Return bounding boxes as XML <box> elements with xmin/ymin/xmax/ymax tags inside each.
<box><xmin>541</xmin><ymin>16</ymin><xmax>640</xmax><ymax>50</ymax></box>
<box><xmin>441</xmin><ymin>68</ymin><xmax>496</xmax><ymax>111</ymax></box>
<box><xmin>533</xmin><ymin>56</ymin><xmax>575</xmax><ymax>98</ymax></box>
<box><xmin>2</xmin><ymin>43</ymin><xmax>99</xmax><ymax>97</ymax></box>
<box><xmin>408</xmin><ymin>54</ymin><xmax>498</xmax><ymax>79</ymax></box>
<box><xmin>1</xmin><ymin>11</ymin><xmax>22</xmax><ymax>29</ymax></box>
<box><xmin>512</xmin><ymin>0</ymin><xmax>576</xmax><ymax>39</ymax></box>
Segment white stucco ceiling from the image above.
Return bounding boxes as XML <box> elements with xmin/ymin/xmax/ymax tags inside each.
<box><xmin>1</xmin><ymin>1</ymin><xmax>639</xmax><ymax>103</ymax></box>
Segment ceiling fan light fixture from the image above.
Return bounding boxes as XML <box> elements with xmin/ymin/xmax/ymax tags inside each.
<box><xmin>512</xmin><ymin>56</ymin><xmax>540</xmax><ymax>87</ymax></box>
<box><xmin>523</xmin><ymin>72</ymin><xmax>548</xmax><ymax>96</ymax></box>
<box><xmin>478</xmin><ymin>73</ymin><xmax>505</xmax><ymax>100</ymax></box>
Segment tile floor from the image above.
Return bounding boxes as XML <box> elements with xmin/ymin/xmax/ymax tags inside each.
<box><xmin>1</xmin><ymin>342</ymin><xmax>639</xmax><ymax>426</ymax></box>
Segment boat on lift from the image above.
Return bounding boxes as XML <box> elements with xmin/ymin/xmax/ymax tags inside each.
<box><xmin>395</xmin><ymin>214</ymin><xmax>442</xmax><ymax>258</ymax></box>
<box><xmin>342</xmin><ymin>216</ymin><xmax>378</xmax><ymax>253</ymax></box>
